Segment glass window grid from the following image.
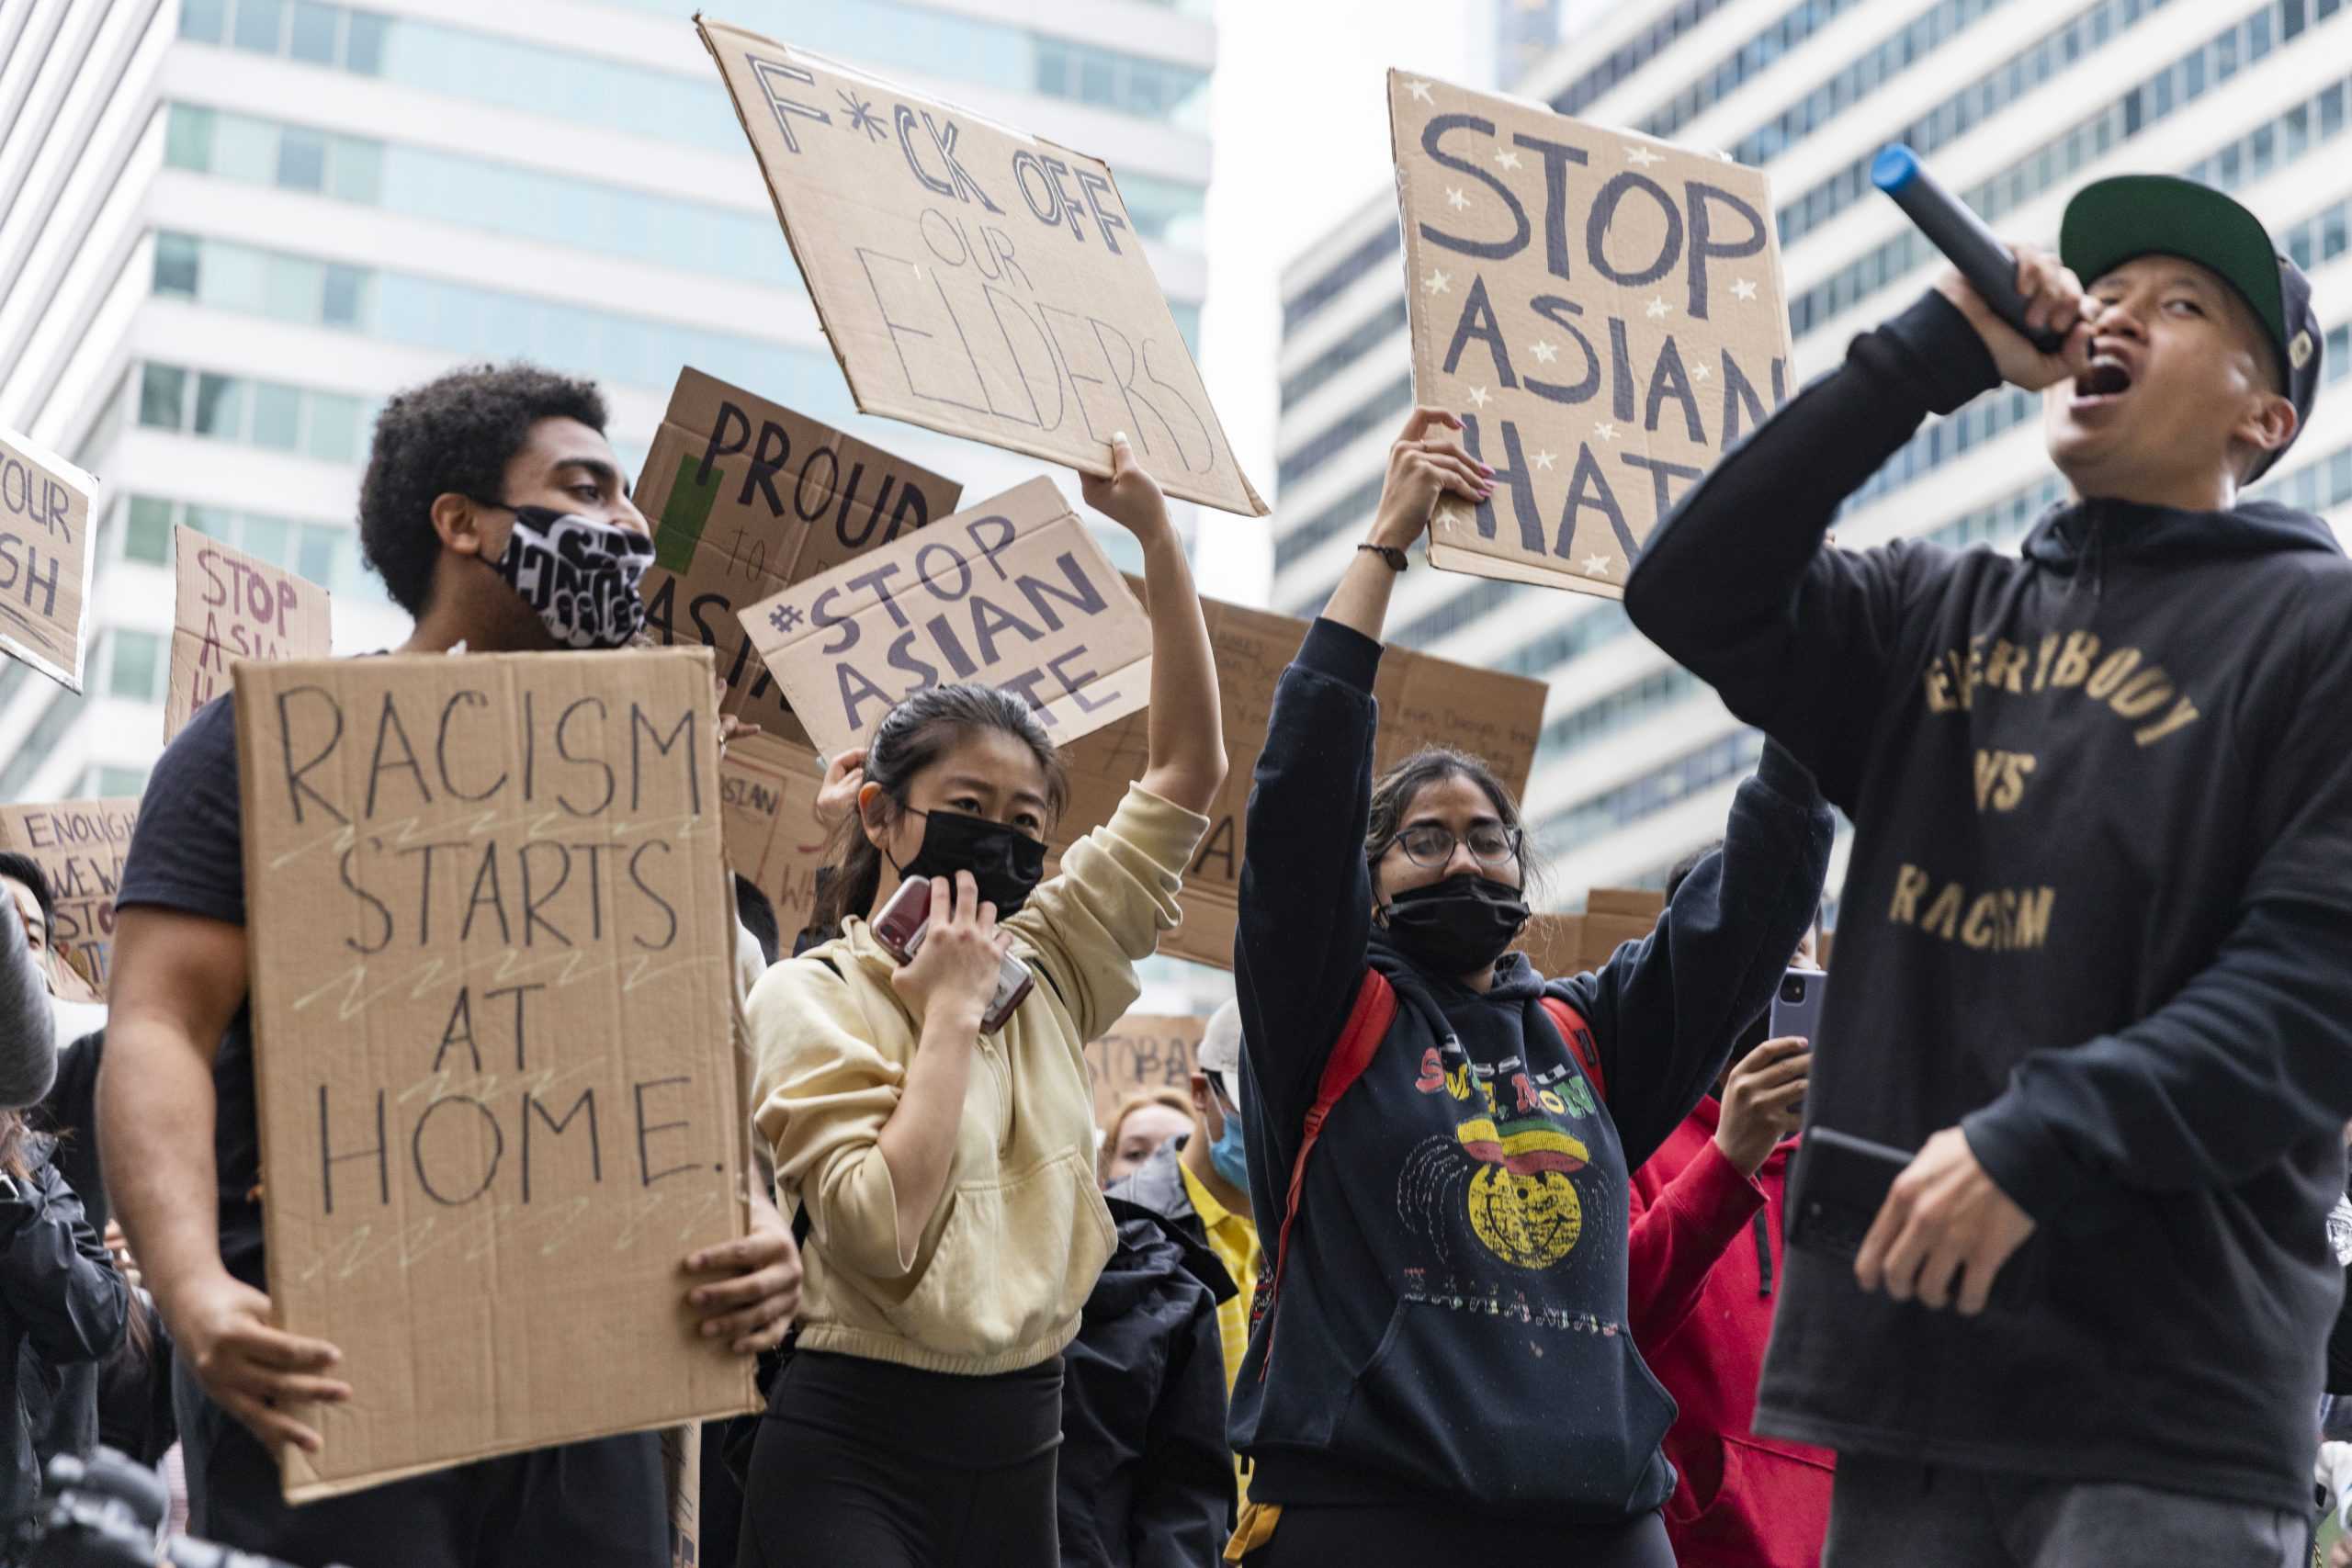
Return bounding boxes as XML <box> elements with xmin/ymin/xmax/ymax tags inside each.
<box><xmin>1789</xmin><ymin>16</ymin><xmax>2349</xmax><ymax>344</ymax></box>
<box><xmin>134</xmin><ymin>344</ymin><xmax>377</xmax><ymax>469</ymax></box>
<box><xmin>153</xmin><ymin>231</ymin><xmax>851</xmax><ymax>412</ymax></box>
<box><xmin>1278</xmin><ymin>373</ymin><xmax>1412</xmax><ymax>491</ymax></box>
<box><xmin>1778</xmin><ymin>0</ymin><xmax>2179</xmax><ymax>254</ymax></box>
<box><xmin>1274</xmin><ymin>472</ymin><xmax>1385</xmax><ymax>574</ymax></box>
<box><xmin>106</xmin><ymin>630</ymin><xmax>166</xmax><ymax>704</ymax></box>
<box><xmin>1635</xmin><ymin>0</ymin><xmax>1874</xmax><ymax>142</ymax></box>
<box><xmin>1283</xmin><ymin>223</ymin><xmax>1401</xmax><ymax>339</ymax></box>
<box><xmin>183</xmin><ymin>0</ymin><xmax>1209</xmax><ymax>148</ymax></box>
<box><xmin>1540</xmin><ymin>665</ymin><xmax>1703</xmax><ymax>756</ymax></box>
<box><xmin>1548</xmin><ymin>0</ymin><xmax>1734</xmax><ymax>118</ymax></box>
<box><xmin>1536</xmin><ymin>730</ymin><xmax>1767</xmax><ymax>850</ymax></box>
<box><xmin>1387</xmin><ymin>575</ymin><xmax>1519</xmax><ymax>649</ymax></box>
<box><xmin>1725</xmin><ymin>0</ymin><xmax>2007</xmax><ymax>167</ymax></box>
<box><xmin>80</xmin><ymin>766</ymin><xmax>152</xmax><ymax>799</ymax></box>
<box><xmin>0</xmin><ymin>686</ymin><xmax>84</xmax><ymax>799</ymax></box>
<box><xmin>113</xmin><ymin>482</ymin><xmax>391</xmax><ymax>606</ymax></box>
<box><xmin>1281</xmin><ymin>299</ymin><xmax>1409</xmax><ymax>414</ymax></box>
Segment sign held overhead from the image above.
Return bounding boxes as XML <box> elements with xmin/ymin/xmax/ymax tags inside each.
<box><xmin>1388</xmin><ymin>71</ymin><xmax>1792</xmax><ymax>597</ymax></box>
<box><xmin>0</xmin><ymin>423</ymin><xmax>99</xmax><ymax>692</ymax></box>
<box><xmin>638</xmin><ymin>368</ymin><xmax>965</xmax><ymax>745</ymax></box>
<box><xmin>698</xmin><ymin>18</ymin><xmax>1267</xmax><ymax>518</ymax></box>
<box><xmin>165</xmin><ymin>524</ymin><xmax>332</xmax><ymax>744</ymax></box>
<box><xmin>234</xmin><ymin>649</ymin><xmax>756</xmax><ymax>1500</ymax></box>
<box><xmin>738</xmin><ymin>477</ymin><xmax>1152</xmax><ymax>758</ymax></box>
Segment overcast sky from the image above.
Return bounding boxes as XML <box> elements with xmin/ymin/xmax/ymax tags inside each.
<box><xmin>1190</xmin><ymin>0</ymin><xmax>1481</xmax><ymax>603</ymax></box>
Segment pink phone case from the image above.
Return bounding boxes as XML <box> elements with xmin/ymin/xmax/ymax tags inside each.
<box><xmin>871</xmin><ymin>878</ymin><xmax>1035</xmax><ymax>1032</ymax></box>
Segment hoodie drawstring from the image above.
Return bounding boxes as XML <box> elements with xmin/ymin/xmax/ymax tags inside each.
<box><xmin>1753</xmin><ymin>1208</ymin><xmax>1774</xmax><ymax>1299</ymax></box>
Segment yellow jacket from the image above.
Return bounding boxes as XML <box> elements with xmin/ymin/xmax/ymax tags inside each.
<box><xmin>748</xmin><ymin>784</ymin><xmax>1208</xmax><ymax>1376</ymax></box>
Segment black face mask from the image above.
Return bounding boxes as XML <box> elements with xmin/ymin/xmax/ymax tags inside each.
<box><xmin>892</xmin><ymin>807</ymin><xmax>1046</xmax><ymax>919</ymax></box>
<box><xmin>1379</xmin><ymin>873</ymin><xmax>1530</xmax><ymax>978</ymax></box>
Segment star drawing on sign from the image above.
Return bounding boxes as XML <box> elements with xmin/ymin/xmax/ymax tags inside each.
<box><xmin>1583</xmin><ymin>555</ymin><xmax>1614</xmax><ymax>577</ymax></box>
<box><xmin>1465</xmin><ymin>385</ymin><xmax>1491</xmax><ymax>408</ymax></box>
<box><xmin>1423</xmin><ymin>268</ymin><xmax>1453</xmax><ymax>295</ymax></box>
<box><xmin>1624</xmin><ymin>143</ymin><xmax>1663</xmax><ymax>167</ymax></box>
<box><xmin>1529</xmin><ymin>339</ymin><xmax>1559</xmax><ymax>364</ymax></box>
<box><xmin>1731</xmin><ymin>277</ymin><xmax>1759</xmax><ymax>301</ymax></box>
<box><xmin>1406</xmin><ymin>79</ymin><xmax>1435</xmax><ymax>103</ymax></box>
<box><xmin>1692</xmin><ymin>363</ymin><xmax>1712</xmax><ymax>381</ymax></box>
<box><xmin>1645</xmin><ymin>296</ymin><xmax>1672</xmax><ymax>320</ymax></box>
<box><xmin>1593</xmin><ymin>422</ymin><xmax>1620</xmax><ymax>443</ymax></box>
<box><xmin>1446</xmin><ymin>186</ymin><xmax>1471</xmax><ymax>211</ymax></box>
<box><xmin>1532</xmin><ymin>449</ymin><xmax>1557</xmax><ymax>471</ymax></box>
<box><xmin>1493</xmin><ymin>148</ymin><xmax>1522</xmax><ymax>170</ymax></box>
<box><xmin>839</xmin><ymin>92</ymin><xmax>888</xmax><ymax>142</ymax></box>
<box><xmin>768</xmin><ymin>602</ymin><xmax>805</xmax><ymax>635</ymax></box>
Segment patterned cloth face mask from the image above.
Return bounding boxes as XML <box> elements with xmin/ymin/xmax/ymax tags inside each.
<box><xmin>483</xmin><ymin>504</ymin><xmax>654</xmax><ymax>650</ymax></box>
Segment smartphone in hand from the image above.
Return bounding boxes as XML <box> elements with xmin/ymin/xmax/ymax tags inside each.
<box><xmin>1770</xmin><ymin>966</ymin><xmax>1827</xmax><ymax>1044</ymax></box>
<box><xmin>870</xmin><ymin>876</ymin><xmax>1036</xmax><ymax>1032</ymax></box>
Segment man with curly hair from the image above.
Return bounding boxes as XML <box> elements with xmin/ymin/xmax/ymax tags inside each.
<box><xmin>99</xmin><ymin>364</ymin><xmax>803</xmax><ymax>1568</ymax></box>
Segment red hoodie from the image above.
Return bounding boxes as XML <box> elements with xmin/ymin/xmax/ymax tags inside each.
<box><xmin>1627</xmin><ymin>1095</ymin><xmax>1834</xmax><ymax>1568</ymax></box>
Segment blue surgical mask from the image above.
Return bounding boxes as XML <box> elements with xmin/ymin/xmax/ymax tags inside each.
<box><xmin>1207</xmin><ymin>1079</ymin><xmax>1249</xmax><ymax>1193</ymax></box>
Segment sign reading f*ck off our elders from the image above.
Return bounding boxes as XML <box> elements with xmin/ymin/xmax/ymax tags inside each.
<box><xmin>698</xmin><ymin>17</ymin><xmax>1267</xmax><ymax>518</ymax></box>
<box><xmin>1388</xmin><ymin>70</ymin><xmax>1792</xmax><ymax>599</ymax></box>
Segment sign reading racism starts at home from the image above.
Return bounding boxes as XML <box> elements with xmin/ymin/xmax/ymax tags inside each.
<box><xmin>1388</xmin><ymin>71</ymin><xmax>1793</xmax><ymax>598</ymax></box>
<box><xmin>698</xmin><ymin>17</ymin><xmax>1266</xmax><ymax>518</ymax></box>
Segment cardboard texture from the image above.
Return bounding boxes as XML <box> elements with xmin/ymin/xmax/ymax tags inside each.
<box><xmin>697</xmin><ymin>19</ymin><xmax>1267</xmax><ymax>518</ymax></box>
<box><xmin>164</xmin><ymin>524</ymin><xmax>332</xmax><ymax>745</ymax></box>
<box><xmin>1387</xmin><ymin>72</ymin><xmax>1792</xmax><ymax>598</ymax></box>
<box><xmin>738</xmin><ymin>477</ymin><xmax>1152</xmax><ymax>757</ymax></box>
<box><xmin>0</xmin><ymin>423</ymin><xmax>99</xmax><ymax>691</ymax></box>
<box><xmin>232</xmin><ymin>649</ymin><xmax>756</xmax><ymax>1501</ymax></box>
<box><xmin>1514</xmin><ymin>888</ymin><xmax>1668</xmax><ymax>980</ymax></box>
<box><xmin>1053</xmin><ymin>591</ymin><xmax>1546</xmax><ymax>971</ymax></box>
<box><xmin>638</xmin><ymin>367</ymin><xmax>966</xmax><ymax>744</ymax></box>
<box><xmin>718</xmin><ymin>731</ymin><xmax>831</xmax><ymax>942</ymax></box>
<box><xmin>662</xmin><ymin>1425</ymin><xmax>699</xmax><ymax>1568</ymax></box>
<box><xmin>1085</xmin><ymin>1011</ymin><xmax>1206</xmax><ymax>1129</ymax></box>
<box><xmin>0</xmin><ymin>798</ymin><xmax>138</xmax><ymax>1006</ymax></box>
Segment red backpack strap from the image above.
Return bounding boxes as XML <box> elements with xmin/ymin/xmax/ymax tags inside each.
<box><xmin>1252</xmin><ymin>970</ymin><xmax>1396</xmax><ymax>1370</ymax></box>
<box><xmin>1541</xmin><ymin>996</ymin><xmax>1605</xmax><ymax>1103</ymax></box>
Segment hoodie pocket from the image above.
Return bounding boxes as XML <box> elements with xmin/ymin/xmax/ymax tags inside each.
<box><xmin>1668</xmin><ymin>1433</ymin><xmax>1835</xmax><ymax>1566</ymax></box>
<box><xmin>884</xmin><ymin>1147</ymin><xmax>1114</xmax><ymax>1359</ymax></box>
<box><xmin>1334</xmin><ymin>1297</ymin><xmax>1678</xmax><ymax>1510</ymax></box>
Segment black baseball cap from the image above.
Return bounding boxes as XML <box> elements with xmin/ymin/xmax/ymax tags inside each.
<box><xmin>2059</xmin><ymin>174</ymin><xmax>2322</xmax><ymax>480</ymax></box>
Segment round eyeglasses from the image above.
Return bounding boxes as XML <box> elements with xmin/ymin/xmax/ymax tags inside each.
<box><xmin>1390</xmin><ymin>822</ymin><xmax>1524</xmax><ymax>869</ymax></box>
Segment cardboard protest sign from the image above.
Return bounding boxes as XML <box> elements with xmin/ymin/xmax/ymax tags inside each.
<box><xmin>662</xmin><ymin>1425</ymin><xmax>699</xmax><ymax>1568</ymax></box>
<box><xmin>1053</xmin><ymin>592</ymin><xmax>1546</xmax><ymax>970</ymax></box>
<box><xmin>719</xmin><ymin>732</ymin><xmax>831</xmax><ymax>942</ymax></box>
<box><xmin>0</xmin><ymin>799</ymin><xmax>139</xmax><ymax>1006</ymax></box>
<box><xmin>698</xmin><ymin>19</ymin><xmax>1267</xmax><ymax>518</ymax></box>
<box><xmin>0</xmin><ymin>423</ymin><xmax>99</xmax><ymax>691</ymax></box>
<box><xmin>739</xmin><ymin>477</ymin><xmax>1152</xmax><ymax>757</ymax></box>
<box><xmin>1388</xmin><ymin>71</ymin><xmax>1792</xmax><ymax>597</ymax></box>
<box><xmin>1513</xmin><ymin>888</ymin><xmax>1667</xmax><ymax>979</ymax></box>
<box><xmin>233</xmin><ymin>649</ymin><xmax>755</xmax><ymax>1499</ymax></box>
<box><xmin>164</xmin><ymin>525</ymin><xmax>332</xmax><ymax>744</ymax></box>
<box><xmin>638</xmin><ymin>368</ymin><xmax>965</xmax><ymax>744</ymax></box>
<box><xmin>1085</xmin><ymin>1011</ymin><xmax>1206</xmax><ymax>1128</ymax></box>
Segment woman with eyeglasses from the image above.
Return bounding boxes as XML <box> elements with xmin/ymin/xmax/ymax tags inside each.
<box><xmin>737</xmin><ymin>436</ymin><xmax>1225</xmax><ymax>1568</ymax></box>
<box><xmin>1223</xmin><ymin>408</ymin><xmax>1833</xmax><ymax>1568</ymax></box>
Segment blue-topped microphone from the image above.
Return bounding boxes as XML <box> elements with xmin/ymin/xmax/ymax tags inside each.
<box><xmin>1871</xmin><ymin>145</ymin><xmax>2065</xmax><ymax>354</ymax></box>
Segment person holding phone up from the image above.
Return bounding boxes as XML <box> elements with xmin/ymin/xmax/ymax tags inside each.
<box><xmin>1222</xmin><ymin>407</ymin><xmax>1831</xmax><ymax>1568</ymax></box>
<box><xmin>739</xmin><ymin>434</ymin><xmax>1224</xmax><ymax>1568</ymax></box>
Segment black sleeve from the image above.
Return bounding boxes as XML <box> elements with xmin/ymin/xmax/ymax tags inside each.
<box><xmin>1623</xmin><ymin>292</ymin><xmax>1996</xmax><ymax>806</ymax></box>
<box><xmin>1128</xmin><ymin>1283</ymin><xmax>1238</xmax><ymax>1568</ymax></box>
<box><xmin>116</xmin><ymin>695</ymin><xmax>246</xmax><ymax>927</ymax></box>
<box><xmin>0</xmin><ymin>1165</ymin><xmax>129</xmax><ymax>1366</ymax></box>
<box><xmin>1964</xmin><ymin>611</ymin><xmax>2352</xmax><ymax>1210</ymax></box>
<box><xmin>1235</xmin><ymin>619</ymin><xmax>1382</xmax><ymax>1168</ymax></box>
<box><xmin>1546</xmin><ymin>741</ymin><xmax>1833</xmax><ymax>1169</ymax></box>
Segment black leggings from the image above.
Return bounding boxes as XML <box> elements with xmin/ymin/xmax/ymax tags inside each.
<box><xmin>1240</xmin><ymin>1502</ymin><xmax>1677</xmax><ymax>1568</ymax></box>
<box><xmin>737</xmin><ymin>1348</ymin><xmax>1062</xmax><ymax>1568</ymax></box>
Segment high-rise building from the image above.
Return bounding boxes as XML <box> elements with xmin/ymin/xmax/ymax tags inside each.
<box><xmin>0</xmin><ymin>0</ymin><xmax>1217</xmax><ymax>806</ymax></box>
<box><xmin>1273</xmin><ymin>0</ymin><xmax>2352</xmax><ymax>914</ymax></box>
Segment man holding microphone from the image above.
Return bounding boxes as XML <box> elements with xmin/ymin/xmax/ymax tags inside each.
<box><xmin>1625</xmin><ymin>173</ymin><xmax>2342</xmax><ymax>1564</ymax></box>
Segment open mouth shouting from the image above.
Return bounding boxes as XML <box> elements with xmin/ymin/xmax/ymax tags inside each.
<box><xmin>2070</xmin><ymin>347</ymin><xmax>2136</xmax><ymax>414</ymax></box>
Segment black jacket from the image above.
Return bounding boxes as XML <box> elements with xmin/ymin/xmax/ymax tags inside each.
<box><xmin>0</xmin><ymin>1136</ymin><xmax>128</xmax><ymax>1525</ymax></box>
<box><xmin>1107</xmin><ymin>1138</ymin><xmax>1209</xmax><ymax>1254</ymax></box>
<box><xmin>1229</xmin><ymin>619</ymin><xmax>1830</xmax><ymax>1521</ymax></box>
<box><xmin>1058</xmin><ymin>1196</ymin><xmax>1237</xmax><ymax>1568</ymax></box>
<box><xmin>1624</xmin><ymin>288</ymin><xmax>2352</xmax><ymax>1514</ymax></box>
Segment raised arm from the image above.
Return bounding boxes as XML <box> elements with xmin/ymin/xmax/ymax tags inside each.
<box><xmin>1082</xmin><ymin>433</ymin><xmax>1227</xmax><ymax>815</ymax></box>
<box><xmin>1624</xmin><ymin>265</ymin><xmax>2086</xmax><ymax>800</ymax></box>
<box><xmin>1548</xmin><ymin>742</ymin><xmax>1831</xmax><ymax>1168</ymax></box>
<box><xmin>1320</xmin><ymin>407</ymin><xmax>1490</xmax><ymax>643</ymax></box>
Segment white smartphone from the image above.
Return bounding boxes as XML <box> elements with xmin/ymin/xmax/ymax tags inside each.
<box><xmin>1770</xmin><ymin>966</ymin><xmax>1827</xmax><ymax>1043</ymax></box>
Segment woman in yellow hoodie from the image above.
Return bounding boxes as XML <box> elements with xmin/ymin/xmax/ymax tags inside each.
<box><xmin>739</xmin><ymin>434</ymin><xmax>1226</xmax><ymax>1568</ymax></box>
